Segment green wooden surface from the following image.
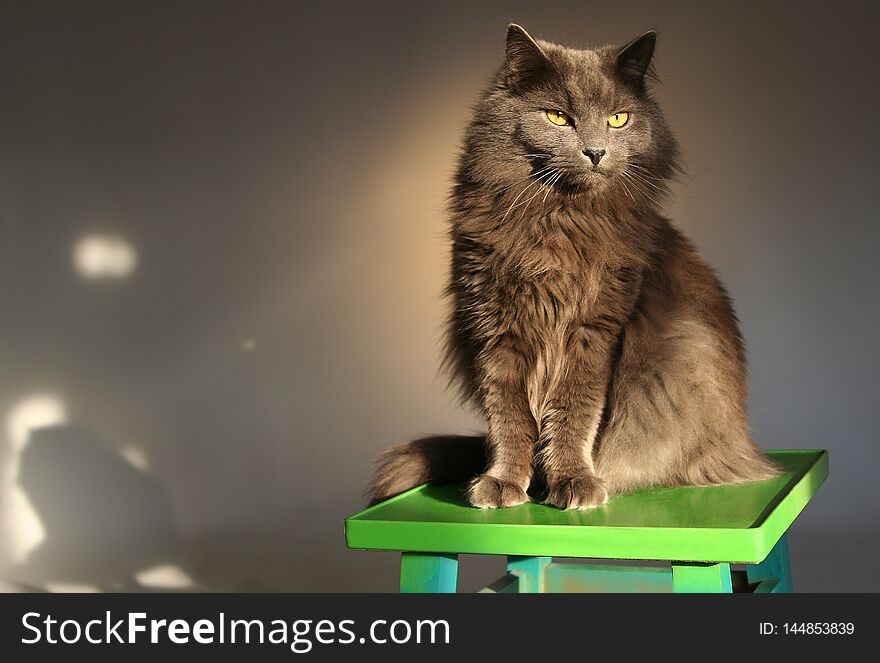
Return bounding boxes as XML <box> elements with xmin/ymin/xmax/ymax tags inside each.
<box><xmin>346</xmin><ymin>450</ymin><xmax>827</xmax><ymax>563</ymax></box>
<box><xmin>672</xmin><ymin>562</ymin><xmax>733</xmax><ymax>593</ymax></box>
<box><xmin>399</xmin><ymin>552</ymin><xmax>458</xmax><ymax>593</ymax></box>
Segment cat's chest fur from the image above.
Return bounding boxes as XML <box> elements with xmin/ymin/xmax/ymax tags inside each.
<box><xmin>478</xmin><ymin>212</ymin><xmax>622</xmax><ymax>334</ymax></box>
<box><xmin>467</xmin><ymin>209</ymin><xmax>635</xmax><ymax>417</ymax></box>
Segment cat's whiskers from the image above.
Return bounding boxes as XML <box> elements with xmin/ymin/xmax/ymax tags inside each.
<box><xmin>620</xmin><ymin>170</ymin><xmax>663</xmax><ymax>208</ymax></box>
<box><xmin>617</xmin><ymin>175</ymin><xmax>636</xmax><ymax>204</ymax></box>
<box><xmin>625</xmin><ymin>166</ymin><xmax>667</xmax><ymax>193</ymax></box>
<box><xmin>621</xmin><ymin>155</ymin><xmax>667</xmax><ymax>181</ymax></box>
<box><xmin>531</xmin><ymin>170</ymin><xmax>562</xmax><ymax>220</ymax></box>
<box><xmin>626</xmin><ymin>163</ymin><xmax>664</xmax><ymax>178</ymax></box>
<box><xmin>627</xmin><ymin>173</ymin><xmax>670</xmax><ymax>211</ymax></box>
<box><xmin>494</xmin><ymin>165</ymin><xmax>555</xmax><ymax>196</ymax></box>
<box><xmin>533</xmin><ymin>169</ymin><xmax>563</xmax><ymax>210</ymax></box>
<box><xmin>541</xmin><ymin>170</ymin><xmax>563</xmax><ymax>205</ymax></box>
<box><xmin>513</xmin><ymin>168</ymin><xmax>561</xmax><ymax>222</ymax></box>
<box><xmin>500</xmin><ymin>168</ymin><xmax>559</xmax><ymax>223</ymax></box>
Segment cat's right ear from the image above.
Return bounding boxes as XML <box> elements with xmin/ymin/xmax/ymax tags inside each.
<box><xmin>504</xmin><ymin>24</ymin><xmax>551</xmax><ymax>90</ymax></box>
<box><xmin>615</xmin><ymin>31</ymin><xmax>657</xmax><ymax>85</ymax></box>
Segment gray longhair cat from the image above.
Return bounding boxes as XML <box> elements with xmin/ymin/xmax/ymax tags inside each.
<box><xmin>370</xmin><ymin>24</ymin><xmax>780</xmax><ymax>510</ymax></box>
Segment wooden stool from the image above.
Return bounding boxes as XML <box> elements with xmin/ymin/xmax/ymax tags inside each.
<box><xmin>346</xmin><ymin>450</ymin><xmax>827</xmax><ymax>593</ymax></box>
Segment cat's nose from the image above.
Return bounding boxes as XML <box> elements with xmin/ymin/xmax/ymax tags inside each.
<box><xmin>582</xmin><ymin>148</ymin><xmax>606</xmax><ymax>166</ymax></box>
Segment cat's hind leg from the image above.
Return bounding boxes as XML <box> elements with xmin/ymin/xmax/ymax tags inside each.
<box><xmin>594</xmin><ymin>318</ymin><xmax>780</xmax><ymax>495</ymax></box>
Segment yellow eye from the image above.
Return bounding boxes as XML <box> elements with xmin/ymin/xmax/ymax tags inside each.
<box><xmin>608</xmin><ymin>112</ymin><xmax>629</xmax><ymax>128</ymax></box>
<box><xmin>546</xmin><ymin>110</ymin><xmax>572</xmax><ymax>126</ymax></box>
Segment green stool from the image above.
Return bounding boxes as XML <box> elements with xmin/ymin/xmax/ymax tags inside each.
<box><xmin>346</xmin><ymin>450</ymin><xmax>827</xmax><ymax>593</ymax></box>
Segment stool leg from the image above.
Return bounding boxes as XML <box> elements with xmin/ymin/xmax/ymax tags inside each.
<box><xmin>399</xmin><ymin>552</ymin><xmax>458</xmax><ymax>593</ymax></box>
<box><xmin>671</xmin><ymin>562</ymin><xmax>733</xmax><ymax>593</ymax></box>
<box><xmin>747</xmin><ymin>533</ymin><xmax>793</xmax><ymax>593</ymax></box>
<box><xmin>507</xmin><ymin>556</ymin><xmax>551</xmax><ymax>593</ymax></box>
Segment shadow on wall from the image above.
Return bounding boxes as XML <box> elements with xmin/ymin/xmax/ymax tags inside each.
<box><xmin>11</xmin><ymin>425</ymin><xmax>188</xmax><ymax>591</ymax></box>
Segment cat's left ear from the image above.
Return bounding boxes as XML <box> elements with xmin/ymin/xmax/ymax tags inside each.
<box><xmin>615</xmin><ymin>31</ymin><xmax>657</xmax><ymax>84</ymax></box>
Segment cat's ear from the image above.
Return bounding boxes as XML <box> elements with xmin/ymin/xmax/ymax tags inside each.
<box><xmin>615</xmin><ymin>31</ymin><xmax>657</xmax><ymax>84</ymax></box>
<box><xmin>504</xmin><ymin>24</ymin><xmax>551</xmax><ymax>90</ymax></box>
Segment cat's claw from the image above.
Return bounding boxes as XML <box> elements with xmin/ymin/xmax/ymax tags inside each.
<box><xmin>545</xmin><ymin>475</ymin><xmax>608</xmax><ymax>510</ymax></box>
<box><xmin>467</xmin><ymin>474</ymin><xmax>530</xmax><ymax>509</ymax></box>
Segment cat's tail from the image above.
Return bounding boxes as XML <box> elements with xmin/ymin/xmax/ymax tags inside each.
<box><xmin>367</xmin><ymin>435</ymin><xmax>486</xmax><ymax>506</ymax></box>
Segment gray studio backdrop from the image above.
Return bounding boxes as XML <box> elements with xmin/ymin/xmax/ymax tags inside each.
<box><xmin>1</xmin><ymin>0</ymin><xmax>877</xmax><ymax>591</ymax></box>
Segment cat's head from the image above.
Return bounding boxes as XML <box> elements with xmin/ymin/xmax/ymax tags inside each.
<box><xmin>459</xmin><ymin>25</ymin><xmax>679</xmax><ymax>210</ymax></box>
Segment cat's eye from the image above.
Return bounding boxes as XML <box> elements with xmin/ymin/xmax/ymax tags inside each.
<box><xmin>608</xmin><ymin>112</ymin><xmax>629</xmax><ymax>128</ymax></box>
<box><xmin>546</xmin><ymin>110</ymin><xmax>572</xmax><ymax>126</ymax></box>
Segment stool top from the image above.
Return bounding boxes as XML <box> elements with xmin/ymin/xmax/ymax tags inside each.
<box><xmin>345</xmin><ymin>450</ymin><xmax>827</xmax><ymax>563</ymax></box>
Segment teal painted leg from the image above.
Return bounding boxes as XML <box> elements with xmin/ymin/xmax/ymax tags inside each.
<box><xmin>399</xmin><ymin>552</ymin><xmax>458</xmax><ymax>593</ymax></box>
<box><xmin>543</xmin><ymin>563</ymin><xmax>673</xmax><ymax>593</ymax></box>
<box><xmin>747</xmin><ymin>533</ymin><xmax>793</xmax><ymax>592</ymax></box>
<box><xmin>671</xmin><ymin>562</ymin><xmax>733</xmax><ymax>593</ymax></box>
<box><xmin>507</xmin><ymin>556</ymin><xmax>551</xmax><ymax>593</ymax></box>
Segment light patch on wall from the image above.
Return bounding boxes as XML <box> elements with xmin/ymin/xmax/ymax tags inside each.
<box><xmin>135</xmin><ymin>563</ymin><xmax>194</xmax><ymax>590</ymax></box>
<box><xmin>119</xmin><ymin>444</ymin><xmax>149</xmax><ymax>472</ymax></box>
<box><xmin>331</xmin><ymin>74</ymin><xmax>470</xmax><ymax>379</ymax></box>
<box><xmin>6</xmin><ymin>394</ymin><xmax>67</xmax><ymax>453</ymax></box>
<box><xmin>72</xmin><ymin>234</ymin><xmax>138</xmax><ymax>280</ymax></box>
<box><xmin>44</xmin><ymin>582</ymin><xmax>99</xmax><ymax>593</ymax></box>
<box><xmin>3</xmin><ymin>394</ymin><xmax>67</xmax><ymax>565</ymax></box>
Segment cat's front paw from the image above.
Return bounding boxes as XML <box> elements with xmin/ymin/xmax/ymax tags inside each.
<box><xmin>545</xmin><ymin>474</ymin><xmax>608</xmax><ymax>510</ymax></box>
<box><xmin>467</xmin><ymin>474</ymin><xmax>529</xmax><ymax>509</ymax></box>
